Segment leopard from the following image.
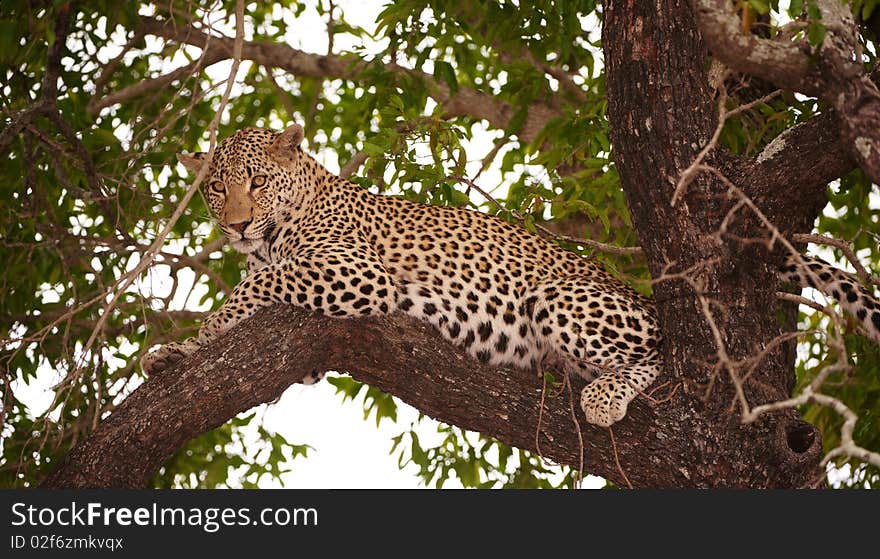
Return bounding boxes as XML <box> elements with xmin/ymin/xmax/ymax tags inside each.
<box><xmin>141</xmin><ymin>124</ymin><xmax>880</xmax><ymax>427</ymax></box>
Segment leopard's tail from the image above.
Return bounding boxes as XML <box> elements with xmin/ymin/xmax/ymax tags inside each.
<box><xmin>779</xmin><ymin>254</ymin><xmax>880</xmax><ymax>343</ymax></box>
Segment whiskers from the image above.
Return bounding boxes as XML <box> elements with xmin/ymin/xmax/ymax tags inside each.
<box><xmin>262</xmin><ymin>219</ymin><xmax>278</xmax><ymax>242</ymax></box>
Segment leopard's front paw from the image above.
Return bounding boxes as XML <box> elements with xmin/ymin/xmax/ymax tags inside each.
<box><xmin>580</xmin><ymin>375</ymin><xmax>635</xmax><ymax>427</ymax></box>
<box><xmin>141</xmin><ymin>338</ymin><xmax>200</xmax><ymax>374</ymax></box>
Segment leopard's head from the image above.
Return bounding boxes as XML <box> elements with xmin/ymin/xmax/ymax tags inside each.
<box><xmin>177</xmin><ymin>124</ymin><xmax>307</xmax><ymax>253</ymax></box>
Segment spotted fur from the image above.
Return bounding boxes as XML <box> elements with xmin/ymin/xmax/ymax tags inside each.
<box><xmin>780</xmin><ymin>254</ymin><xmax>880</xmax><ymax>342</ymax></box>
<box><xmin>142</xmin><ymin>124</ymin><xmax>880</xmax><ymax>427</ymax></box>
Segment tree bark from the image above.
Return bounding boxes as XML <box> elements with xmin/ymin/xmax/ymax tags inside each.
<box><xmin>42</xmin><ymin>305</ymin><xmax>823</xmax><ymax>489</ymax></box>
<box><xmin>603</xmin><ymin>0</ymin><xmax>827</xmax><ymax>487</ymax></box>
<box><xmin>695</xmin><ymin>0</ymin><xmax>880</xmax><ymax>184</ymax></box>
<box><xmin>43</xmin><ymin>0</ymin><xmax>846</xmax><ymax>489</ymax></box>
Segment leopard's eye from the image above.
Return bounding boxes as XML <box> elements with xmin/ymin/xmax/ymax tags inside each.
<box><xmin>209</xmin><ymin>181</ymin><xmax>225</xmax><ymax>194</ymax></box>
<box><xmin>252</xmin><ymin>175</ymin><xmax>267</xmax><ymax>188</ymax></box>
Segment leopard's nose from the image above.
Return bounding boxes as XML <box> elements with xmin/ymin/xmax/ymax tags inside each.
<box><xmin>228</xmin><ymin>220</ymin><xmax>251</xmax><ymax>234</ymax></box>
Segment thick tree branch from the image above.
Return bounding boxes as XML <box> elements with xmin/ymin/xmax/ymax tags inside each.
<box><xmin>42</xmin><ymin>305</ymin><xmax>822</xmax><ymax>488</ymax></box>
<box><xmin>737</xmin><ymin>70</ymin><xmax>880</xmax><ymax>205</ymax></box>
<box><xmin>737</xmin><ymin>111</ymin><xmax>845</xmax><ymax>227</ymax></box>
<box><xmin>694</xmin><ymin>0</ymin><xmax>823</xmax><ymax>95</ymax></box>
<box><xmin>752</xmin><ymin>111</ymin><xmax>853</xmax><ymax>188</ymax></box>
<box><xmin>40</xmin><ymin>2</ymin><xmax>834</xmax><ymax>490</ymax></box>
<box><xmin>102</xmin><ymin>16</ymin><xmax>561</xmax><ymax>144</ymax></box>
<box><xmin>694</xmin><ymin>0</ymin><xmax>880</xmax><ymax>183</ymax></box>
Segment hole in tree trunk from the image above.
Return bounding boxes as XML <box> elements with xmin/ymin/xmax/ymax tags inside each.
<box><xmin>786</xmin><ymin>424</ymin><xmax>815</xmax><ymax>454</ymax></box>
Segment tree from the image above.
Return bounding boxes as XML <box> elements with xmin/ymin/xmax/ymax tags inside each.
<box><xmin>1</xmin><ymin>0</ymin><xmax>878</xmax><ymax>489</ymax></box>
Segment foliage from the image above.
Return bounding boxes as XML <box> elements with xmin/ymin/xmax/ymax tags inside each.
<box><xmin>0</xmin><ymin>0</ymin><xmax>878</xmax><ymax>488</ymax></box>
<box><xmin>151</xmin><ymin>412</ymin><xmax>312</xmax><ymax>488</ymax></box>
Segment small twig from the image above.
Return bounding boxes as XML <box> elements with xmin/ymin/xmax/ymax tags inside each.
<box><xmin>471</xmin><ymin>137</ymin><xmax>508</xmax><ymax>183</ymax></box>
<box><xmin>776</xmin><ymin>291</ymin><xmax>830</xmax><ymax>315</ymax></box>
<box><xmin>534</xmin><ymin>372</ymin><xmax>550</xmax><ymax>464</ymax></box>
<box><xmin>608</xmin><ymin>426</ymin><xmax>632</xmax><ymax>489</ymax></box>
<box><xmin>643</xmin><ymin>380</ymin><xmax>681</xmax><ymax>405</ymax></box>
<box><xmin>453</xmin><ymin>175</ymin><xmax>643</xmax><ymax>256</ymax></box>
<box><xmin>792</xmin><ymin>233</ymin><xmax>880</xmax><ymax>288</ymax></box>
<box><xmin>564</xmin><ymin>372</ymin><xmax>585</xmax><ymax>487</ymax></box>
<box><xmin>671</xmin><ymin>86</ymin><xmax>781</xmax><ymax>206</ymax></box>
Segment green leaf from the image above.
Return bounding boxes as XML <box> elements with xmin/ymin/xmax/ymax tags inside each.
<box><xmin>807</xmin><ymin>21</ymin><xmax>827</xmax><ymax>48</ymax></box>
<box><xmin>327</xmin><ymin>376</ymin><xmax>365</xmax><ymax>402</ymax></box>
<box><xmin>748</xmin><ymin>0</ymin><xmax>770</xmax><ymax>14</ymax></box>
<box><xmin>362</xmin><ymin>142</ymin><xmax>386</xmax><ymax>156</ymax></box>
<box><xmin>433</xmin><ymin>60</ymin><xmax>459</xmax><ymax>94</ymax></box>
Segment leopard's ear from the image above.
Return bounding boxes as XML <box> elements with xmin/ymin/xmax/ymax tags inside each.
<box><xmin>267</xmin><ymin>124</ymin><xmax>304</xmax><ymax>161</ymax></box>
<box><xmin>177</xmin><ymin>152</ymin><xmax>206</xmax><ymax>173</ymax></box>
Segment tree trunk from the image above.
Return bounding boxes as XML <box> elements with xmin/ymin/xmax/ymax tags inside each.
<box><xmin>602</xmin><ymin>0</ymin><xmax>826</xmax><ymax>486</ymax></box>
<box><xmin>43</xmin><ymin>0</ymin><xmax>831</xmax><ymax>488</ymax></box>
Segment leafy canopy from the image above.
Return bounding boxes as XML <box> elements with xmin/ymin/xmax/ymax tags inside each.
<box><xmin>0</xmin><ymin>0</ymin><xmax>877</xmax><ymax>488</ymax></box>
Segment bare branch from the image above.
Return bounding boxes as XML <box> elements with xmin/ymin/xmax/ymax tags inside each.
<box><xmin>776</xmin><ymin>291</ymin><xmax>830</xmax><ymax>315</ymax></box>
<box><xmin>694</xmin><ymin>0</ymin><xmax>880</xmax><ymax>183</ymax></box>
<box><xmin>792</xmin><ymin>233</ymin><xmax>880</xmax><ymax>288</ymax></box>
<box><xmin>131</xmin><ymin>16</ymin><xmax>561</xmax><ymax>144</ymax></box>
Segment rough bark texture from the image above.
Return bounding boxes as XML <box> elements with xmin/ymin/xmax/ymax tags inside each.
<box><xmin>44</xmin><ymin>0</ymin><xmax>862</xmax><ymax>489</ymax></box>
<box><xmin>602</xmin><ymin>0</ymin><xmax>825</xmax><ymax>487</ymax></box>
<box><xmin>42</xmin><ymin>305</ymin><xmax>822</xmax><ymax>489</ymax></box>
<box><xmin>695</xmin><ymin>0</ymin><xmax>880</xmax><ymax>184</ymax></box>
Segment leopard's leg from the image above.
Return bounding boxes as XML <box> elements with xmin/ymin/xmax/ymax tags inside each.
<box><xmin>141</xmin><ymin>245</ymin><xmax>397</xmax><ymax>377</ymax></box>
<box><xmin>140</xmin><ymin>338</ymin><xmax>201</xmax><ymax>374</ymax></box>
<box><xmin>526</xmin><ymin>275</ymin><xmax>662</xmax><ymax>426</ymax></box>
<box><xmin>580</xmin><ymin>359</ymin><xmax>661</xmax><ymax>427</ymax></box>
